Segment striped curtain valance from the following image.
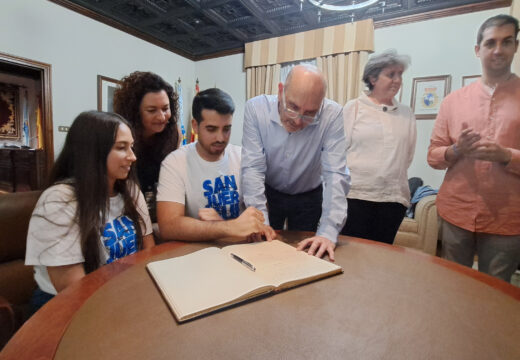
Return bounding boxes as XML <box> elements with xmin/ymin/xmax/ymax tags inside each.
<box><xmin>244</xmin><ymin>19</ymin><xmax>374</xmax><ymax>68</ymax></box>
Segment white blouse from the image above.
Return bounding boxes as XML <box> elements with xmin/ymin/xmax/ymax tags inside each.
<box><xmin>343</xmin><ymin>92</ymin><xmax>417</xmax><ymax>207</ymax></box>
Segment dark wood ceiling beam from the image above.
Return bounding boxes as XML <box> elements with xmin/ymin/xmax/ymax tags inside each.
<box><xmin>134</xmin><ymin>0</ymin><xmax>201</xmax><ymax>27</ymax></box>
<box><xmin>200</xmin><ymin>9</ymin><xmax>248</xmax><ymax>41</ymax></box>
<box><xmin>237</xmin><ymin>0</ymin><xmax>280</xmax><ymax>35</ymax></box>
<box><xmin>200</xmin><ymin>0</ymin><xmax>232</xmax><ymax>8</ymax></box>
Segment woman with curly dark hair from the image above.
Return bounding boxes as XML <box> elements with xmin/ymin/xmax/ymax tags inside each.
<box><xmin>113</xmin><ymin>71</ymin><xmax>180</xmax><ymax>221</ymax></box>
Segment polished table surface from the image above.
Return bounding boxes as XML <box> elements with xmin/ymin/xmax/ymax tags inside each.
<box><xmin>2</xmin><ymin>232</ymin><xmax>520</xmax><ymax>360</ymax></box>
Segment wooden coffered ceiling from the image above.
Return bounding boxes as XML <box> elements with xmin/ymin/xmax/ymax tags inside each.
<box><xmin>51</xmin><ymin>0</ymin><xmax>511</xmax><ymax>60</ymax></box>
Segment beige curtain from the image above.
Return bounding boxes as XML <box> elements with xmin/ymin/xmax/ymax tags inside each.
<box><xmin>512</xmin><ymin>0</ymin><xmax>520</xmax><ymax>75</ymax></box>
<box><xmin>317</xmin><ymin>51</ymin><xmax>369</xmax><ymax>106</ymax></box>
<box><xmin>246</xmin><ymin>64</ymin><xmax>281</xmax><ymax>99</ymax></box>
<box><xmin>244</xmin><ymin>19</ymin><xmax>374</xmax><ymax>100</ymax></box>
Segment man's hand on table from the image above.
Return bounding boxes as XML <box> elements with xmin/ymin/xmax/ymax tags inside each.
<box><xmin>225</xmin><ymin>207</ymin><xmax>273</xmax><ymax>242</ymax></box>
<box><xmin>246</xmin><ymin>224</ymin><xmax>276</xmax><ymax>242</ymax></box>
<box><xmin>296</xmin><ymin>236</ymin><xmax>336</xmax><ymax>261</ymax></box>
<box><xmin>198</xmin><ymin>207</ymin><xmax>276</xmax><ymax>243</ymax></box>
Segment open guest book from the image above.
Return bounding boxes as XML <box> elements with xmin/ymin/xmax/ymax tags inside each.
<box><xmin>147</xmin><ymin>240</ymin><xmax>342</xmax><ymax>322</ymax></box>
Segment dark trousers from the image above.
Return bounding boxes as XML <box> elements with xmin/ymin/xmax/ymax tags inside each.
<box><xmin>341</xmin><ymin>198</ymin><xmax>406</xmax><ymax>244</ymax></box>
<box><xmin>265</xmin><ymin>184</ymin><xmax>322</xmax><ymax>232</ymax></box>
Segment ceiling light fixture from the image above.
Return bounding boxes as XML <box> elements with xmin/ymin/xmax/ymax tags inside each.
<box><xmin>302</xmin><ymin>0</ymin><xmax>381</xmax><ymax>23</ymax></box>
<box><xmin>307</xmin><ymin>0</ymin><xmax>380</xmax><ymax>12</ymax></box>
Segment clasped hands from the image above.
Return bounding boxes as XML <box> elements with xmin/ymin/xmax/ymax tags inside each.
<box><xmin>199</xmin><ymin>207</ymin><xmax>276</xmax><ymax>242</ymax></box>
<box><xmin>453</xmin><ymin>122</ymin><xmax>511</xmax><ymax>164</ymax></box>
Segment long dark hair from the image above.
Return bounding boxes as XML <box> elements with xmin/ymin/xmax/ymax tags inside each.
<box><xmin>113</xmin><ymin>71</ymin><xmax>179</xmax><ymax>161</ymax></box>
<box><xmin>49</xmin><ymin>111</ymin><xmax>144</xmax><ymax>273</ymax></box>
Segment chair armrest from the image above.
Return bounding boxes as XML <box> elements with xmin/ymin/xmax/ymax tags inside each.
<box><xmin>0</xmin><ymin>295</ymin><xmax>15</xmax><ymax>349</ymax></box>
<box><xmin>414</xmin><ymin>195</ymin><xmax>439</xmax><ymax>255</ymax></box>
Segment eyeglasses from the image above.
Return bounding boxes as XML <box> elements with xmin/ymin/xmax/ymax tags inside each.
<box><xmin>281</xmin><ymin>88</ymin><xmax>322</xmax><ymax>125</ymax></box>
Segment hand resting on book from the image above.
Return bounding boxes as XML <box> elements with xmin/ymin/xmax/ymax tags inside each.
<box><xmin>296</xmin><ymin>236</ymin><xmax>336</xmax><ymax>261</ymax></box>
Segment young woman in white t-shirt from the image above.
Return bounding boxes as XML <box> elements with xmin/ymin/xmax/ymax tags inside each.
<box><xmin>25</xmin><ymin>111</ymin><xmax>154</xmax><ymax>312</ymax></box>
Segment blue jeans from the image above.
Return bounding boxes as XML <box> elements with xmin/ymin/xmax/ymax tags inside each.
<box><xmin>30</xmin><ymin>287</ymin><xmax>54</xmax><ymax>315</ymax></box>
<box><xmin>265</xmin><ymin>184</ymin><xmax>322</xmax><ymax>232</ymax></box>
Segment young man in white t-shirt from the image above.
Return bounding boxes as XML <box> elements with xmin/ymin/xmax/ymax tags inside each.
<box><xmin>157</xmin><ymin>88</ymin><xmax>275</xmax><ymax>242</ymax></box>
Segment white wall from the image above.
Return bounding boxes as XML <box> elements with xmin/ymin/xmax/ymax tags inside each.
<box><xmin>195</xmin><ymin>54</ymin><xmax>246</xmax><ymax>146</ymax></box>
<box><xmin>0</xmin><ymin>0</ymin><xmax>196</xmax><ymax>154</ymax></box>
<box><xmin>375</xmin><ymin>7</ymin><xmax>508</xmax><ymax>188</ymax></box>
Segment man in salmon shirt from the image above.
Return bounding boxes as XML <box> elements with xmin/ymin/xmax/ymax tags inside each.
<box><xmin>428</xmin><ymin>14</ymin><xmax>520</xmax><ymax>282</ymax></box>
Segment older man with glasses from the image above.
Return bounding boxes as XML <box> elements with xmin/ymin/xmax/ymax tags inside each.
<box><xmin>241</xmin><ymin>64</ymin><xmax>350</xmax><ymax>260</ymax></box>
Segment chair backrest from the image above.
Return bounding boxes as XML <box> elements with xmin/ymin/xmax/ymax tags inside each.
<box><xmin>0</xmin><ymin>191</ymin><xmax>42</xmax><ymax>264</ymax></box>
<box><xmin>0</xmin><ymin>191</ymin><xmax>42</xmax><ymax>306</ymax></box>
<box><xmin>0</xmin><ymin>190</ymin><xmax>43</xmax><ymax>350</ymax></box>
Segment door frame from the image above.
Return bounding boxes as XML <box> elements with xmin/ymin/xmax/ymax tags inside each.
<box><xmin>0</xmin><ymin>51</ymin><xmax>53</xmax><ymax>181</ymax></box>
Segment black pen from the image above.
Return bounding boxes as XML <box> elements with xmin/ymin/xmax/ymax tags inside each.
<box><xmin>230</xmin><ymin>253</ymin><xmax>256</xmax><ymax>272</ymax></box>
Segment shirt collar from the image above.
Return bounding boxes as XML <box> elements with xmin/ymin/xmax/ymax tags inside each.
<box><xmin>358</xmin><ymin>91</ymin><xmax>399</xmax><ymax>112</ymax></box>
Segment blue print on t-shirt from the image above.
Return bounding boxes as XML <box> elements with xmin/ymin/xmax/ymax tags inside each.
<box><xmin>202</xmin><ymin>175</ymin><xmax>239</xmax><ymax>220</ymax></box>
<box><xmin>102</xmin><ymin>215</ymin><xmax>138</xmax><ymax>263</ymax></box>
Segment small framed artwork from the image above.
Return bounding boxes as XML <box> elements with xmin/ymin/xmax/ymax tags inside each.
<box><xmin>462</xmin><ymin>75</ymin><xmax>481</xmax><ymax>87</ymax></box>
<box><xmin>410</xmin><ymin>75</ymin><xmax>451</xmax><ymax>120</ymax></box>
<box><xmin>0</xmin><ymin>84</ymin><xmax>20</xmax><ymax>139</ymax></box>
<box><xmin>97</xmin><ymin>75</ymin><xmax>121</xmax><ymax>112</ymax></box>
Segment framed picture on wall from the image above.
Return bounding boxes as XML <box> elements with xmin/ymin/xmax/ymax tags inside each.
<box><xmin>462</xmin><ymin>75</ymin><xmax>481</xmax><ymax>87</ymax></box>
<box><xmin>97</xmin><ymin>75</ymin><xmax>121</xmax><ymax>112</ymax></box>
<box><xmin>410</xmin><ymin>75</ymin><xmax>451</xmax><ymax>120</ymax></box>
<box><xmin>0</xmin><ymin>84</ymin><xmax>20</xmax><ymax>139</ymax></box>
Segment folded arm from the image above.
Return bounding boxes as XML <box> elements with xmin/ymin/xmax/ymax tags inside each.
<box><xmin>157</xmin><ymin>202</ymin><xmax>274</xmax><ymax>242</ymax></box>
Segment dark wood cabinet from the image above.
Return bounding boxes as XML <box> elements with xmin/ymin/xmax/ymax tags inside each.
<box><xmin>0</xmin><ymin>148</ymin><xmax>45</xmax><ymax>192</ymax></box>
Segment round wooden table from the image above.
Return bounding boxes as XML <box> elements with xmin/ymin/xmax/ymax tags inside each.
<box><xmin>2</xmin><ymin>232</ymin><xmax>519</xmax><ymax>360</ymax></box>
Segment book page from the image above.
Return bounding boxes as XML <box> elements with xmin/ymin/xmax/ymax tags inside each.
<box><xmin>222</xmin><ymin>240</ymin><xmax>342</xmax><ymax>288</ymax></box>
<box><xmin>147</xmin><ymin>247</ymin><xmax>269</xmax><ymax>320</ymax></box>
